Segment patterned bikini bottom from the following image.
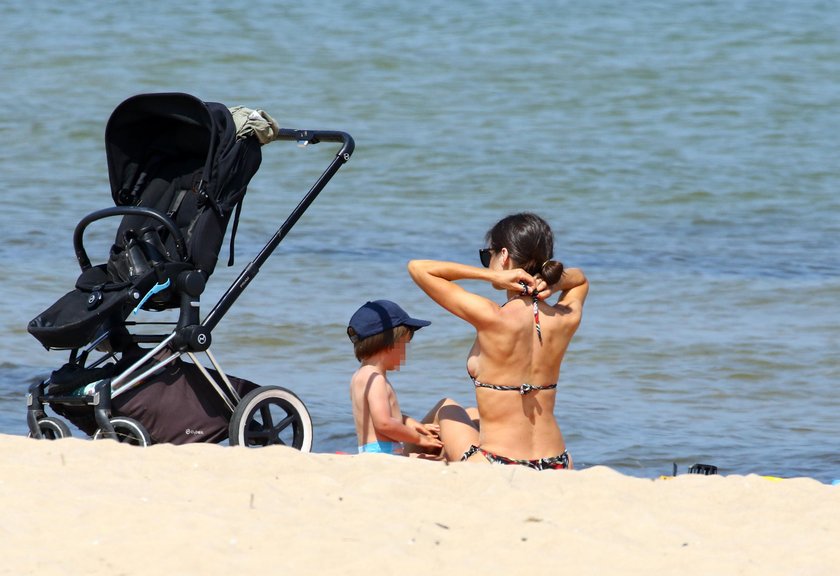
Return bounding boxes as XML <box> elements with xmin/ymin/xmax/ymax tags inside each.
<box><xmin>461</xmin><ymin>444</ymin><xmax>570</xmax><ymax>470</ymax></box>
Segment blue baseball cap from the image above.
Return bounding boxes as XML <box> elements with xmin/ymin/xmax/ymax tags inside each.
<box><xmin>347</xmin><ymin>300</ymin><xmax>431</xmax><ymax>342</ymax></box>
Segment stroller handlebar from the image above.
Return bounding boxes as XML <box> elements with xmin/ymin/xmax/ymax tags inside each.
<box><xmin>200</xmin><ymin>128</ymin><xmax>354</xmax><ymax>333</ymax></box>
<box><xmin>73</xmin><ymin>207</ymin><xmax>187</xmax><ymax>271</ymax></box>
<box><xmin>274</xmin><ymin>129</ymin><xmax>355</xmax><ymax>161</ymax></box>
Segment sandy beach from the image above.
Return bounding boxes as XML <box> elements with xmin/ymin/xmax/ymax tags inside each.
<box><xmin>1</xmin><ymin>434</ymin><xmax>837</xmax><ymax>575</ymax></box>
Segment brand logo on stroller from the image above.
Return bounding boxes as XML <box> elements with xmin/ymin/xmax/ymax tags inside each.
<box><xmin>185</xmin><ymin>428</ymin><xmax>205</xmax><ymax>436</ymax></box>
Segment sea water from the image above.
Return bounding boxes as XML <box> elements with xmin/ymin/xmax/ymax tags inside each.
<box><xmin>1</xmin><ymin>1</ymin><xmax>838</xmax><ymax>481</ymax></box>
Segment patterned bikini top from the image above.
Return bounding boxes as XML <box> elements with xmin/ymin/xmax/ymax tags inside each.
<box><xmin>470</xmin><ymin>376</ymin><xmax>557</xmax><ymax>395</ymax></box>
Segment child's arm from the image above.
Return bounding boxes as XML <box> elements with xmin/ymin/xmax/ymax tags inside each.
<box><xmin>367</xmin><ymin>376</ymin><xmax>442</xmax><ymax>449</ymax></box>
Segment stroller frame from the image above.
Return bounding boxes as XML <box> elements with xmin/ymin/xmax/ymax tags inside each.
<box><xmin>26</xmin><ymin>95</ymin><xmax>354</xmax><ymax>449</ymax></box>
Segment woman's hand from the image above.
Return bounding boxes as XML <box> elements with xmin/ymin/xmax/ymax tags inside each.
<box><xmin>533</xmin><ymin>276</ymin><xmax>551</xmax><ymax>299</ymax></box>
<box><xmin>533</xmin><ymin>268</ymin><xmax>588</xmax><ymax>302</ymax></box>
<box><xmin>491</xmin><ymin>268</ymin><xmax>536</xmax><ymax>293</ymax></box>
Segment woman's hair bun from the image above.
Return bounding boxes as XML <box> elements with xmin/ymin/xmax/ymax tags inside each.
<box><xmin>541</xmin><ymin>260</ymin><xmax>564</xmax><ymax>286</ymax></box>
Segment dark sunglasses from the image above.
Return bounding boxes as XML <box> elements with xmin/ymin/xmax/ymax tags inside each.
<box><xmin>479</xmin><ymin>248</ymin><xmax>493</xmax><ymax>268</ymax></box>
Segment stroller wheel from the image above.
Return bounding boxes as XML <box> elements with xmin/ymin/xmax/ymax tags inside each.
<box><xmin>229</xmin><ymin>386</ymin><xmax>313</xmax><ymax>452</ymax></box>
<box><xmin>93</xmin><ymin>417</ymin><xmax>152</xmax><ymax>446</ymax></box>
<box><xmin>28</xmin><ymin>417</ymin><xmax>73</xmax><ymax>440</ymax></box>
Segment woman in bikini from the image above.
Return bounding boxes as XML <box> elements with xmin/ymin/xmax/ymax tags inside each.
<box><xmin>407</xmin><ymin>212</ymin><xmax>588</xmax><ymax>470</ymax></box>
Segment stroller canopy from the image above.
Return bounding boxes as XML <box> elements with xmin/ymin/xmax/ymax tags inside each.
<box><xmin>104</xmin><ymin>92</ymin><xmax>262</xmax><ymax>275</ymax></box>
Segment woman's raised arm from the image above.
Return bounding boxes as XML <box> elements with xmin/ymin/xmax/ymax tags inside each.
<box><xmin>407</xmin><ymin>259</ymin><xmax>536</xmax><ymax>326</ymax></box>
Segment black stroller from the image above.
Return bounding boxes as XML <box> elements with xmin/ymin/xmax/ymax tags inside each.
<box><xmin>25</xmin><ymin>92</ymin><xmax>353</xmax><ymax>449</ymax></box>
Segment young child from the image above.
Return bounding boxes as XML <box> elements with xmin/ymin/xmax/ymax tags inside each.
<box><xmin>347</xmin><ymin>300</ymin><xmax>443</xmax><ymax>456</ymax></box>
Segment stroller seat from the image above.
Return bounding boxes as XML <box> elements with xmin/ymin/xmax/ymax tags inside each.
<box><xmin>29</xmin><ymin>93</ymin><xmax>261</xmax><ymax>352</ymax></box>
<box><xmin>25</xmin><ymin>92</ymin><xmax>354</xmax><ymax>449</ymax></box>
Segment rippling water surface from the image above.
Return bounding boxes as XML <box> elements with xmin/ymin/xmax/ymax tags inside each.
<box><xmin>1</xmin><ymin>1</ymin><xmax>838</xmax><ymax>481</ymax></box>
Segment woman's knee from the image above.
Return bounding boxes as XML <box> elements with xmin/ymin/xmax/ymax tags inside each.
<box><xmin>438</xmin><ymin>397</ymin><xmax>460</xmax><ymax>408</ymax></box>
<box><xmin>438</xmin><ymin>402</ymin><xmax>466</xmax><ymax>419</ymax></box>
<box><xmin>421</xmin><ymin>397</ymin><xmax>458</xmax><ymax>424</ymax></box>
<box><xmin>424</xmin><ymin>397</ymin><xmax>458</xmax><ymax>421</ymax></box>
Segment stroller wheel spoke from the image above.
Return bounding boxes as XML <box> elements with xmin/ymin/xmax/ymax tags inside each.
<box><xmin>272</xmin><ymin>414</ymin><xmax>297</xmax><ymax>433</ymax></box>
<box><xmin>259</xmin><ymin>405</ymin><xmax>275</xmax><ymax>430</ymax></box>
<box><xmin>264</xmin><ymin>414</ymin><xmax>298</xmax><ymax>445</ymax></box>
